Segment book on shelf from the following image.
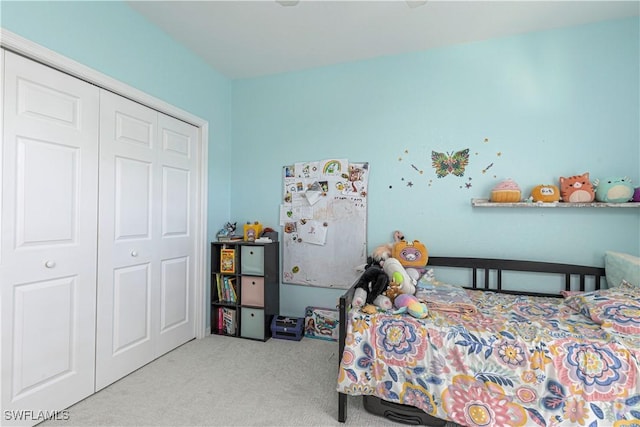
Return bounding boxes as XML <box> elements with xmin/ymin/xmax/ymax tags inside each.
<box><xmin>222</xmin><ymin>307</ymin><xmax>236</xmax><ymax>335</ymax></box>
<box><xmin>216</xmin><ymin>275</ymin><xmax>222</xmax><ymax>301</ymax></box>
<box><xmin>215</xmin><ymin>275</ymin><xmax>237</xmax><ymax>304</ymax></box>
<box><xmin>217</xmin><ymin>307</ymin><xmax>224</xmax><ymax>333</ymax></box>
<box><xmin>222</xmin><ymin>276</ymin><xmax>237</xmax><ymax>303</ymax></box>
<box><xmin>220</xmin><ymin>248</ymin><xmax>236</xmax><ymax>273</ymax></box>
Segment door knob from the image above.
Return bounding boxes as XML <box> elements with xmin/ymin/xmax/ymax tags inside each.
<box><xmin>44</xmin><ymin>260</ymin><xmax>56</xmax><ymax>268</ymax></box>
<box><xmin>131</xmin><ymin>251</ymin><xmax>138</xmax><ymax>257</ymax></box>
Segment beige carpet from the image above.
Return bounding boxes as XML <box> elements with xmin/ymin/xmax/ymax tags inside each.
<box><xmin>41</xmin><ymin>334</ymin><xmax>449</xmax><ymax>427</ymax></box>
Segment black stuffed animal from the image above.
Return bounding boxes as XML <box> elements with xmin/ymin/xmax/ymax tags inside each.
<box><xmin>352</xmin><ymin>265</ymin><xmax>392</xmax><ymax>312</ymax></box>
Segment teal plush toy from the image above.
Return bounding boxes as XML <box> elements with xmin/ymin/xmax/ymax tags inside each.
<box><xmin>393</xmin><ymin>293</ymin><xmax>428</xmax><ymax>318</ymax></box>
<box><xmin>593</xmin><ymin>177</ymin><xmax>634</xmax><ymax>203</ymax></box>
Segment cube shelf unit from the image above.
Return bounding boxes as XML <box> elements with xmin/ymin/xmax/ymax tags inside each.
<box><xmin>210</xmin><ymin>241</ymin><xmax>280</xmax><ymax>341</ymax></box>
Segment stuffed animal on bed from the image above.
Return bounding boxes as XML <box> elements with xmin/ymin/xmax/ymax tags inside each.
<box><xmin>383</xmin><ymin>257</ymin><xmax>417</xmax><ymax>296</ymax></box>
<box><xmin>352</xmin><ymin>265</ymin><xmax>392</xmax><ymax>313</ymax></box>
<box><xmin>392</xmin><ymin>238</ymin><xmax>428</xmax><ymax>269</ymax></box>
<box><xmin>369</xmin><ymin>243</ymin><xmax>393</xmax><ymax>267</ymax></box>
<box><xmin>393</xmin><ymin>231</ymin><xmax>428</xmax><ymax>279</ymax></box>
<box><xmin>368</xmin><ymin>230</ymin><xmax>405</xmax><ymax>267</ymax></box>
<box><xmin>393</xmin><ymin>294</ymin><xmax>428</xmax><ymax>318</ymax></box>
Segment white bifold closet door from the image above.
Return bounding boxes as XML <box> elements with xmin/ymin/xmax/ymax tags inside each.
<box><xmin>95</xmin><ymin>90</ymin><xmax>197</xmax><ymax>390</ymax></box>
<box><xmin>1</xmin><ymin>51</ymin><xmax>99</xmax><ymax>417</ymax></box>
<box><xmin>1</xmin><ymin>48</ymin><xmax>199</xmax><ymax>421</ymax></box>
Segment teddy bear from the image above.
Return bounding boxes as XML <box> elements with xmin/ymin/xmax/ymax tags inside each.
<box><xmin>352</xmin><ymin>264</ymin><xmax>392</xmax><ymax>313</ymax></box>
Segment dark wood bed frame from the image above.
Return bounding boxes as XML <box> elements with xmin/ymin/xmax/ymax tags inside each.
<box><xmin>337</xmin><ymin>256</ymin><xmax>606</xmax><ymax>423</ymax></box>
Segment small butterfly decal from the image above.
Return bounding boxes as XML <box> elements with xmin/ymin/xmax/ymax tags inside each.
<box><xmin>431</xmin><ymin>148</ymin><xmax>470</xmax><ymax>178</ymax></box>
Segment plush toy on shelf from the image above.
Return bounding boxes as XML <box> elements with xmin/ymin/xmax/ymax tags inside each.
<box><xmin>559</xmin><ymin>172</ymin><xmax>595</xmax><ymax>202</ymax></box>
<box><xmin>593</xmin><ymin>177</ymin><xmax>634</xmax><ymax>203</ymax></box>
<box><xmin>530</xmin><ymin>184</ymin><xmax>561</xmax><ymax>203</ymax></box>
<box><xmin>393</xmin><ymin>294</ymin><xmax>428</xmax><ymax>319</ymax></box>
<box><xmin>490</xmin><ymin>179</ymin><xmax>521</xmax><ymax>203</ymax></box>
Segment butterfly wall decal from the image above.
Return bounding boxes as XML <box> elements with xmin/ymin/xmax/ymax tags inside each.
<box><xmin>431</xmin><ymin>148</ymin><xmax>470</xmax><ymax>178</ymax></box>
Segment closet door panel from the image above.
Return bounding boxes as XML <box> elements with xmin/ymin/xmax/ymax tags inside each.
<box><xmin>1</xmin><ymin>50</ymin><xmax>99</xmax><ymax>421</ymax></box>
<box><xmin>155</xmin><ymin>113</ymin><xmax>197</xmax><ymax>356</ymax></box>
<box><xmin>112</xmin><ymin>263</ymin><xmax>151</xmax><ymax>353</ymax></box>
<box><xmin>96</xmin><ymin>90</ymin><xmax>157</xmax><ymax>391</ymax></box>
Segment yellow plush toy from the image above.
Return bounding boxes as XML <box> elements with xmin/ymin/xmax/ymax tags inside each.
<box><xmin>392</xmin><ymin>239</ymin><xmax>428</xmax><ymax>268</ymax></box>
<box><xmin>531</xmin><ymin>184</ymin><xmax>561</xmax><ymax>203</ymax></box>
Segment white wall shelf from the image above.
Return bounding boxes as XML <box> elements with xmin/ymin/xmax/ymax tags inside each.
<box><xmin>471</xmin><ymin>198</ymin><xmax>640</xmax><ymax>208</ymax></box>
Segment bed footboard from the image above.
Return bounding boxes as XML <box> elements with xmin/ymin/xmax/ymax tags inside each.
<box><xmin>337</xmin><ymin>280</ymin><xmax>357</xmax><ymax>423</ymax></box>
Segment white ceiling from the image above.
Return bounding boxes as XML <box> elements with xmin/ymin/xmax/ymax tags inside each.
<box><xmin>127</xmin><ymin>0</ymin><xmax>640</xmax><ymax>79</ymax></box>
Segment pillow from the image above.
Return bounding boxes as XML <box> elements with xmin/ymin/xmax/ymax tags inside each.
<box><xmin>563</xmin><ymin>286</ymin><xmax>640</xmax><ymax>335</ymax></box>
<box><xmin>604</xmin><ymin>251</ymin><xmax>640</xmax><ymax>288</ymax></box>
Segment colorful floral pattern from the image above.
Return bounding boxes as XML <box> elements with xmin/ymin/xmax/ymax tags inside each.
<box><xmin>337</xmin><ymin>290</ymin><xmax>640</xmax><ymax>426</ymax></box>
<box><xmin>564</xmin><ymin>287</ymin><xmax>640</xmax><ymax>336</ymax></box>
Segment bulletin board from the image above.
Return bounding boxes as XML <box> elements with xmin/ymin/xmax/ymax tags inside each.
<box><xmin>280</xmin><ymin>159</ymin><xmax>368</xmax><ymax>289</ymax></box>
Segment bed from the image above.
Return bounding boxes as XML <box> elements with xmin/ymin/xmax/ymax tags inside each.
<box><xmin>337</xmin><ymin>256</ymin><xmax>640</xmax><ymax>426</ymax></box>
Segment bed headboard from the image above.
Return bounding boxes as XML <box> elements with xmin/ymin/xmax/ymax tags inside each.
<box><xmin>427</xmin><ymin>256</ymin><xmax>605</xmax><ymax>296</ymax></box>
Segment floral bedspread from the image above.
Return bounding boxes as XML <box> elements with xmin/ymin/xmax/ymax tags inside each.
<box><xmin>337</xmin><ymin>287</ymin><xmax>640</xmax><ymax>427</ymax></box>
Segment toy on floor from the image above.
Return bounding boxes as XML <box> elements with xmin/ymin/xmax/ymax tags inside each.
<box><xmin>352</xmin><ymin>265</ymin><xmax>392</xmax><ymax>312</ymax></box>
<box><xmin>594</xmin><ymin>177</ymin><xmax>634</xmax><ymax>203</ymax></box>
<box><xmin>393</xmin><ymin>294</ymin><xmax>428</xmax><ymax>318</ymax></box>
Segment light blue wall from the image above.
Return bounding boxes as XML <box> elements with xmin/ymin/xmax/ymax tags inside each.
<box><xmin>1</xmin><ymin>1</ymin><xmax>233</xmax><ymax>242</ymax></box>
<box><xmin>3</xmin><ymin>3</ymin><xmax>639</xmax><ymax>320</ymax></box>
<box><xmin>231</xmin><ymin>18</ymin><xmax>640</xmax><ymax>317</ymax></box>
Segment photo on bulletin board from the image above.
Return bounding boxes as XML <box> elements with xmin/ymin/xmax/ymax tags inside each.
<box><xmin>280</xmin><ymin>159</ymin><xmax>368</xmax><ymax>289</ymax></box>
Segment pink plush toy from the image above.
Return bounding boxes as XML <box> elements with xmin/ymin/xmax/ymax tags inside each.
<box><xmin>393</xmin><ymin>294</ymin><xmax>428</xmax><ymax>319</ymax></box>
